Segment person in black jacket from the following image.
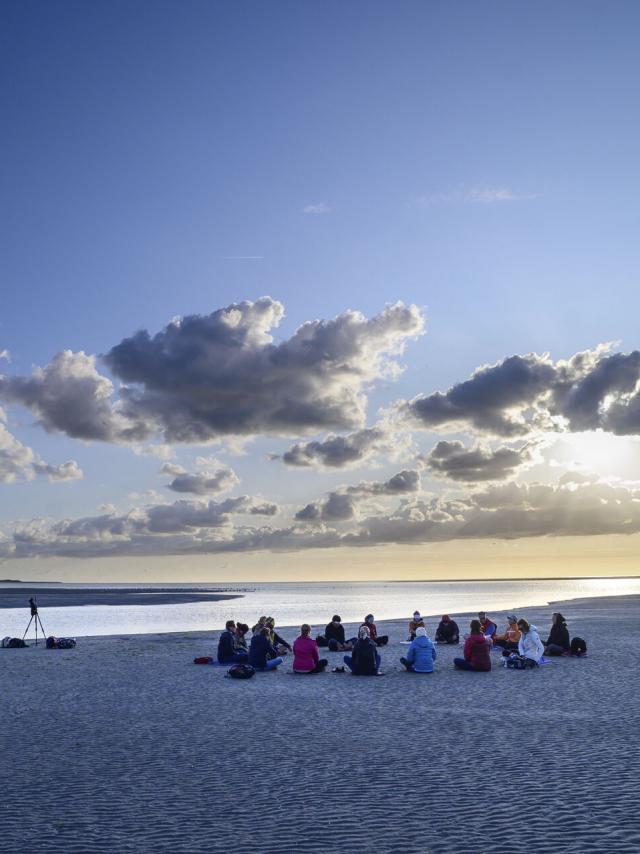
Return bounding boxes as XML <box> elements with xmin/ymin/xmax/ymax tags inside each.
<box><xmin>217</xmin><ymin>620</ymin><xmax>249</xmax><ymax>664</ymax></box>
<box><xmin>343</xmin><ymin>626</ymin><xmax>381</xmax><ymax>675</ymax></box>
<box><xmin>544</xmin><ymin>612</ymin><xmax>571</xmax><ymax>656</ymax></box>
<box><xmin>435</xmin><ymin>615</ymin><xmax>460</xmax><ymax>644</ymax></box>
<box><xmin>248</xmin><ymin>627</ymin><xmax>284</xmax><ymax>671</ymax></box>
<box><xmin>317</xmin><ymin>615</ymin><xmax>355</xmax><ymax>651</ymax></box>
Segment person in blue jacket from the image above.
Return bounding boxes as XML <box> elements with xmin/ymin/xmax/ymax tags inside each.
<box><xmin>400</xmin><ymin>626</ymin><xmax>437</xmax><ymax>673</ymax></box>
<box><xmin>248</xmin><ymin>627</ymin><xmax>284</xmax><ymax>671</ymax></box>
<box><xmin>217</xmin><ymin>620</ymin><xmax>249</xmax><ymax>664</ymax></box>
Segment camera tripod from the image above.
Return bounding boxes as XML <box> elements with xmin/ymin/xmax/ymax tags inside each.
<box><xmin>23</xmin><ymin>598</ymin><xmax>47</xmax><ymax>646</ymax></box>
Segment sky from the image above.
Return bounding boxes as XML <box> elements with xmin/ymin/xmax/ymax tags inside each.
<box><xmin>1</xmin><ymin>1</ymin><xmax>640</xmax><ymax>581</ymax></box>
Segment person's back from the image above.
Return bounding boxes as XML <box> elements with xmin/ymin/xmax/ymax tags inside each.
<box><xmin>350</xmin><ymin>637</ymin><xmax>379</xmax><ymax>675</ymax></box>
<box><xmin>249</xmin><ymin>630</ymin><xmax>278</xmax><ymax>669</ymax></box>
<box><xmin>465</xmin><ymin>632</ymin><xmax>491</xmax><ymax>671</ymax></box>
<box><xmin>403</xmin><ymin>629</ymin><xmax>436</xmax><ymax>672</ymax></box>
<box><xmin>545</xmin><ymin>613</ymin><xmax>570</xmax><ymax>654</ymax></box>
<box><xmin>293</xmin><ymin>625</ymin><xmax>327</xmax><ymax>673</ymax></box>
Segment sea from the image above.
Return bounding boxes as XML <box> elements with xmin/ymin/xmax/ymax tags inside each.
<box><xmin>2</xmin><ymin>577</ymin><xmax>640</xmax><ymax>639</ymax></box>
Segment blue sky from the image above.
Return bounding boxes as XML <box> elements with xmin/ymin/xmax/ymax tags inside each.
<box><xmin>2</xmin><ymin>1</ymin><xmax>640</xmax><ymax>579</ymax></box>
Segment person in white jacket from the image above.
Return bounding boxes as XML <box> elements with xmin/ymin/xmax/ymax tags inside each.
<box><xmin>516</xmin><ymin>619</ymin><xmax>545</xmax><ymax>667</ymax></box>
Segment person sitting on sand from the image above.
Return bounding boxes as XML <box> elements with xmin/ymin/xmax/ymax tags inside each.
<box><xmin>544</xmin><ymin>613</ymin><xmax>571</xmax><ymax>656</ymax></box>
<box><xmin>435</xmin><ymin>615</ymin><xmax>459</xmax><ymax>644</ymax></box>
<box><xmin>493</xmin><ymin>615</ymin><xmax>521</xmax><ymax>652</ymax></box>
<box><xmin>293</xmin><ymin>624</ymin><xmax>328</xmax><ymax>674</ymax></box>
<box><xmin>361</xmin><ymin>614</ymin><xmax>389</xmax><ymax>647</ymax></box>
<box><xmin>344</xmin><ymin>626</ymin><xmax>381</xmax><ymax>675</ymax></box>
<box><xmin>408</xmin><ymin>611</ymin><xmax>425</xmax><ymax>641</ymax></box>
<box><xmin>234</xmin><ymin>622</ymin><xmax>250</xmax><ymax>655</ymax></box>
<box><xmin>218</xmin><ymin>620</ymin><xmax>249</xmax><ymax>664</ymax></box>
<box><xmin>265</xmin><ymin>617</ymin><xmax>292</xmax><ymax>656</ymax></box>
<box><xmin>252</xmin><ymin>616</ymin><xmax>268</xmax><ymax>635</ymax></box>
<box><xmin>248</xmin><ymin>627</ymin><xmax>284</xmax><ymax>671</ymax></box>
<box><xmin>317</xmin><ymin>615</ymin><xmax>354</xmax><ymax>651</ymax></box>
<box><xmin>478</xmin><ymin>612</ymin><xmax>497</xmax><ymax>638</ymax></box>
<box><xmin>512</xmin><ymin>619</ymin><xmax>544</xmax><ymax>667</ymax></box>
<box><xmin>454</xmin><ymin>620</ymin><xmax>491</xmax><ymax>671</ymax></box>
<box><xmin>400</xmin><ymin>626</ymin><xmax>436</xmax><ymax>673</ymax></box>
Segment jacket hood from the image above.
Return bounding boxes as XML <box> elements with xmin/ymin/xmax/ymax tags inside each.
<box><xmin>413</xmin><ymin>635</ymin><xmax>432</xmax><ymax>647</ymax></box>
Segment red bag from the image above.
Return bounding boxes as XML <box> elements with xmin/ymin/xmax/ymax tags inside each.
<box><xmin>193</xmin><ymin>656</ymin><xmax>214</xmax><ymax>665</ymax></box>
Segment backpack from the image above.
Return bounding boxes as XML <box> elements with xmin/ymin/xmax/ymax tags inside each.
<box><xmin>3</xmin><ymin>637</ymin><xmax>28</xmax><ymax>648</ymax></box>
<box><xmin>193</xmin><ymin>656</ymin><xmax>214</xmax><ymax>665</ymax></box>
<box><xmin>227</xmin><ymin>663</ymin><xmax>256</xmax><ymax>679</ymax></box>
<box><xmin>46</xmin><ymin>636</ymin><xmax>76</xmax><ymax>649</ymax></box>
<box><xmin>570</xmin><ymin>637</ymin><xmax>587</xmax><ymax>656</ymax></box>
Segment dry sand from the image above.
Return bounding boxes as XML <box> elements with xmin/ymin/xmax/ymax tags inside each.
<box><xmin>1</xmin><ymin>595</ymin><xmax>639</xmax><ymax>854</ymax></box>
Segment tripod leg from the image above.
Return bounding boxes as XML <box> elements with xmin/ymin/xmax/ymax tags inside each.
<box><xmin>37</xmin><ymin>615</ymin><xmax>46</xmax><ymax>640</ymax></box>
<box><xmin>22</xmin><ymin>615</ymin><xmax>34</xmax><ymax>640</ymax></box>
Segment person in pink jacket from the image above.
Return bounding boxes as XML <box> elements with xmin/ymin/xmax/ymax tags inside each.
<box><xmin>293</xmin><ymin>624</ymin><xmax>328</xmax><ymax>674</ymax></box>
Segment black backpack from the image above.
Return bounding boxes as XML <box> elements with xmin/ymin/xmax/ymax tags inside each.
<box><xmin>227</xmin><ymin>663</ymin><xmax>256</xmax><ymax>679</ymax></box>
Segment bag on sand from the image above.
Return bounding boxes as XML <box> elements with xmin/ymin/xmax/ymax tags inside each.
<box><xmin>570</xmin><ymin>637</ymin><xmax>587</xmax><ymax>656</ymax></box>
<box><xmin>2</xmin><ymin>637</ymin><xmax>28</xmax><ymax>648</ymax></box>
<box><xmin>46</xmin><ymin>636</ymin><xmax>76</xmax><ymax>649</ymax></box>
<box><xmin>193</xmin><ymin>656</ymin><xmax>214</xmax><ymax>665</ymax></box>
<box><xmin>227</xmin><ymin>663</ymin><xmax>256</xmax><ymax>679</ymax></box>
<box><xmin>505</xmin><ymin>654</ymin><xmax>537</xmax><ymax>669</ymax></box>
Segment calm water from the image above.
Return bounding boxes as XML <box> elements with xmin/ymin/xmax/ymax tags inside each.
<box><xmin>2</xmin><ymin>577</ymin><xmax>640</xmax><ymax>639</ymax></box>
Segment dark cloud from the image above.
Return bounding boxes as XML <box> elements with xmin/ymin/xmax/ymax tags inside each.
<box><xmin>402</xmin><ymin>346</ymin><xmax>640</xmax><ymax>438</ymax></box>
<box><xmin>422</xmin><ymin>440</ymin><xmax>532</xmax><ymax>482</ymax></box>
<box><xmin>164</xmin><ymin>465</ymin><xmax>239</xmax><ymax>495</ymax></box>
<box><xmin>279</xmin><ymin>428</ymin><xmax>388</xmax><ymax>469</ymax></box>
<box><xmin>346</xmin><ymin>469</ymin><xmax>421</xmax><ymax>495</ymax></box>
<box><xmin>0</xmin><ymin>351</ymin><xmax>150</xmax><ymax>442</ymax></box>
<box><xmin>295</xmin><ymin>492</ymin><xmax>357</xmax><ymax>523</ymax></box>
<box><xmin>106</xmin><ymin>297</ymin><xmax>424</xmax><ymax>442</ymax></box>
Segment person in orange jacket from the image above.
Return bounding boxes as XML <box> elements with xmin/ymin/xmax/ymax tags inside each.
<box><xmin>493</xmin><ymin>615</ymin><xmax>521</xmax><ymax>652</ymax></box>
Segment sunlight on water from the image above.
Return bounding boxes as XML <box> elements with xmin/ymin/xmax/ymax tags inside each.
<box><xmin>2</xmin><ymin>577</ymin><xmax>640</xmax><ymax>638</ymax></box>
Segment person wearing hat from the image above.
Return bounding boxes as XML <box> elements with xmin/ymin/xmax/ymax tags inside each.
<box><xmin>493</xmin><ymin>615</ymin><xmax>521</xmax><ymax>652</ymax></box>
<box><xmin>400</xmin><ymin>626</ymin><xmax>437</xmax><ymax>673</ymax></box>
<box><xmin>408</xmin><ymin>611</ymin><xmax>425</xmax><ymax>641</ymax></box>
<box><xmin>544</xmin><ymin>613</ymin><xmax>571</xmax><ymax>656</ymax></box>
<box><xmin>360</xmin><ymin>614</ymin><xmax>388</xmax><ymax>646</ymax></box>
<box><xmin>435</xmin><ymin>615</ymin><xmax>460</xmax><ymax>644</ymax></box>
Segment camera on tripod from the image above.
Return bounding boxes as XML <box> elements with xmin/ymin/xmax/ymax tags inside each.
<box><xmin>23</xmin><ymin>596</ymin><xmax>46</xmax><ymax>645</ymax></box>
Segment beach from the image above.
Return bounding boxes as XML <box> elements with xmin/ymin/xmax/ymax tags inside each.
<box><xmin>1</xmin><ymin>595</ymin><xmax>639</xmax><ymax>854</ymax></box>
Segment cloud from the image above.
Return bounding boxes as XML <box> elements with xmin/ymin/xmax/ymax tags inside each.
<box><xmin>401</xmin><ymin>345</ymin><xmax>640</xmax><ymax>438</ymax></box>
<box><xmin>277</xmin><ymin>426</ymin><xmax>413</xmax><ymax>470</ymax></box>
<box><xmin>0</xmin><ymin>299</ymin><xmax>424</xmax><ymax>446</ymax></box>
<box><xmin>417</xmin><ymin>185</ymin><xmax>535</xmax><ymax>206</ymax></box>
<box><xmin>5</xmin><ymin>476</ymin><xmax>640</xmax><ymax>560</ymax></box>
<box><xmin>164</xmin><ymin>463</ymin><xmax>240</xmax><ymax>495</ymax></box>
<box><xmin>0</xmin><ymin>350</ymin><xmax>10</xmax><ymax>362</ymax></box>
<box><xmin>0</xmin><ymin>350</ymin><xmax>151</xmax><ymax>442</ymax></box>
<box><xmin>0</xmin><ymin>414</ymin><xmax>83</xmax><ymax>484</ymax></box>
<box><xmin>421</xmin><ymin>440</ymin><xmax>533</xmax><ymax>482</ymax></box>
<box><xmin>302</xmin><ymin>203</ymin><xmax>330</xmax><ymax>214</ymax></box>
<box><xmin>294</xmin><ymin>469</ymin><xmax>420</xmax><ymax>523</ymax></box>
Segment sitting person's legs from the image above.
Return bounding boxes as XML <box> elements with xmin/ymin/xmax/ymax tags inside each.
<box><xmin>343</xmin><ymin>654</ymin><xmax>354</xmax><ymax>672</ymax></box>
<box><xmin>374</xmin><ymin>635</ymin><xmax>389</xmax><ymax>646</ymax></box>
<box><xmin>264</xmin><ymin>656</ymin><xmax>283</xmax><ymax>671</ymax></box>
<box><xmin>454</xmin><ymin>657</ymin><xmax>475</xmax><ymax>671</ymax></box>
<box><xmin>544</xmin><ymin>643</ymin><xmax>566</xmax><ymax>656</ymax></box>
<box><xmin>400</xmin><ymin>656</ymin><xmax>415</xmax><ymax>671</ymax></box>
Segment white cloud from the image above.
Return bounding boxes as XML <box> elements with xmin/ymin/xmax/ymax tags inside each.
<box><xmin>302</xmin><ymin>203</ymin><xmax>330</xmax><ymax>214</ymax></box>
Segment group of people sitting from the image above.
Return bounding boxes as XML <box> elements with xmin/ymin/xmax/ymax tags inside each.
<box><xmin>216</xmin><ymin>609</ymin><xmax>587</xmax><ymax>675</ymax></box>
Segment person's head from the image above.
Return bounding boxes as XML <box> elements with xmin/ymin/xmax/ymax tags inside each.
<box><xmin>300</xmin><ymin>623</ymin><xmax>311</xmax><ymax>636</ymax></box>
<box><xmin>236</xmin><ymin>622</ymin><xmax>249</xmax><ymax>635</ymax></box>
<box><xmin>260</xmin><ymin>626</ymin><xmax>271</xmax><ymax>637</ymax></box>
<box><xmin>470</xmin><ymin>619</ymin><xmax>482</xmax><ymax>634</ymax></box>
<box><xmin>441</xmin><ymin>614</ymin><xmax>450</xmax><ymax>623</ymax></box>
<box><xmin>358</xmin><ymin>625</ymin><xmax>371</xmax><ymax>640</ymax></box>
<box><xmin>266</xmin><ymin>617</ymin><xmax>275</xmax><ymax>628</ymax></box>
<box><xmin>225</xmin><ymin>620</ymin><xmax>236</xmax><ymax>631</ymax></box>
<box><xmin>365</xmin><ymin>614</ymin><xmax>374</xmax><ymax>624</ymax></box>
<box><xmin>553</xmin><ymin>612</ymin><xmax>566</xmax><ymax>626</ymax></box>
<box><xmin>478</xmin><ymin>611</ymin><xmax>486</xmax><ymax>621</ymax></box>
<box><xmin>507</xmin><ymin>615</ymin><xmax>518</xmax><ymax>626</ymax></box>
<box><xmin>415</xmin><ymin>626</ymin><xmax>428</xmax><ymax>638</ymax></box>
<box><xmin>413</xmin><ymin>611</ymin><xmax>421</xmax><ymax>620</ymax></box>
<box><xmin>517</xmin><ymin>619</ymin><xmax>530</xmax><ymax>633</ymax></box>
<box><xmin>332</xmin><ymin>615</ymin><xmax>341</xmax><ymax>624</ymax></box>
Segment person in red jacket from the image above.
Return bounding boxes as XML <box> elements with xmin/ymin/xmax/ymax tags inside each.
<box><xmin>454</xmin><ymin>620</ymin><xmax>492</xmax><ymax>671</ymax></box>
<box><xmin>293</xmin><ymin>624</ymin><xmax>328</xmax><ymax>674</ymax></box>
<box><xmin>361</xmin><ymin>614</ymin><xmax>389</xmax><ymax>646</ymax></box>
